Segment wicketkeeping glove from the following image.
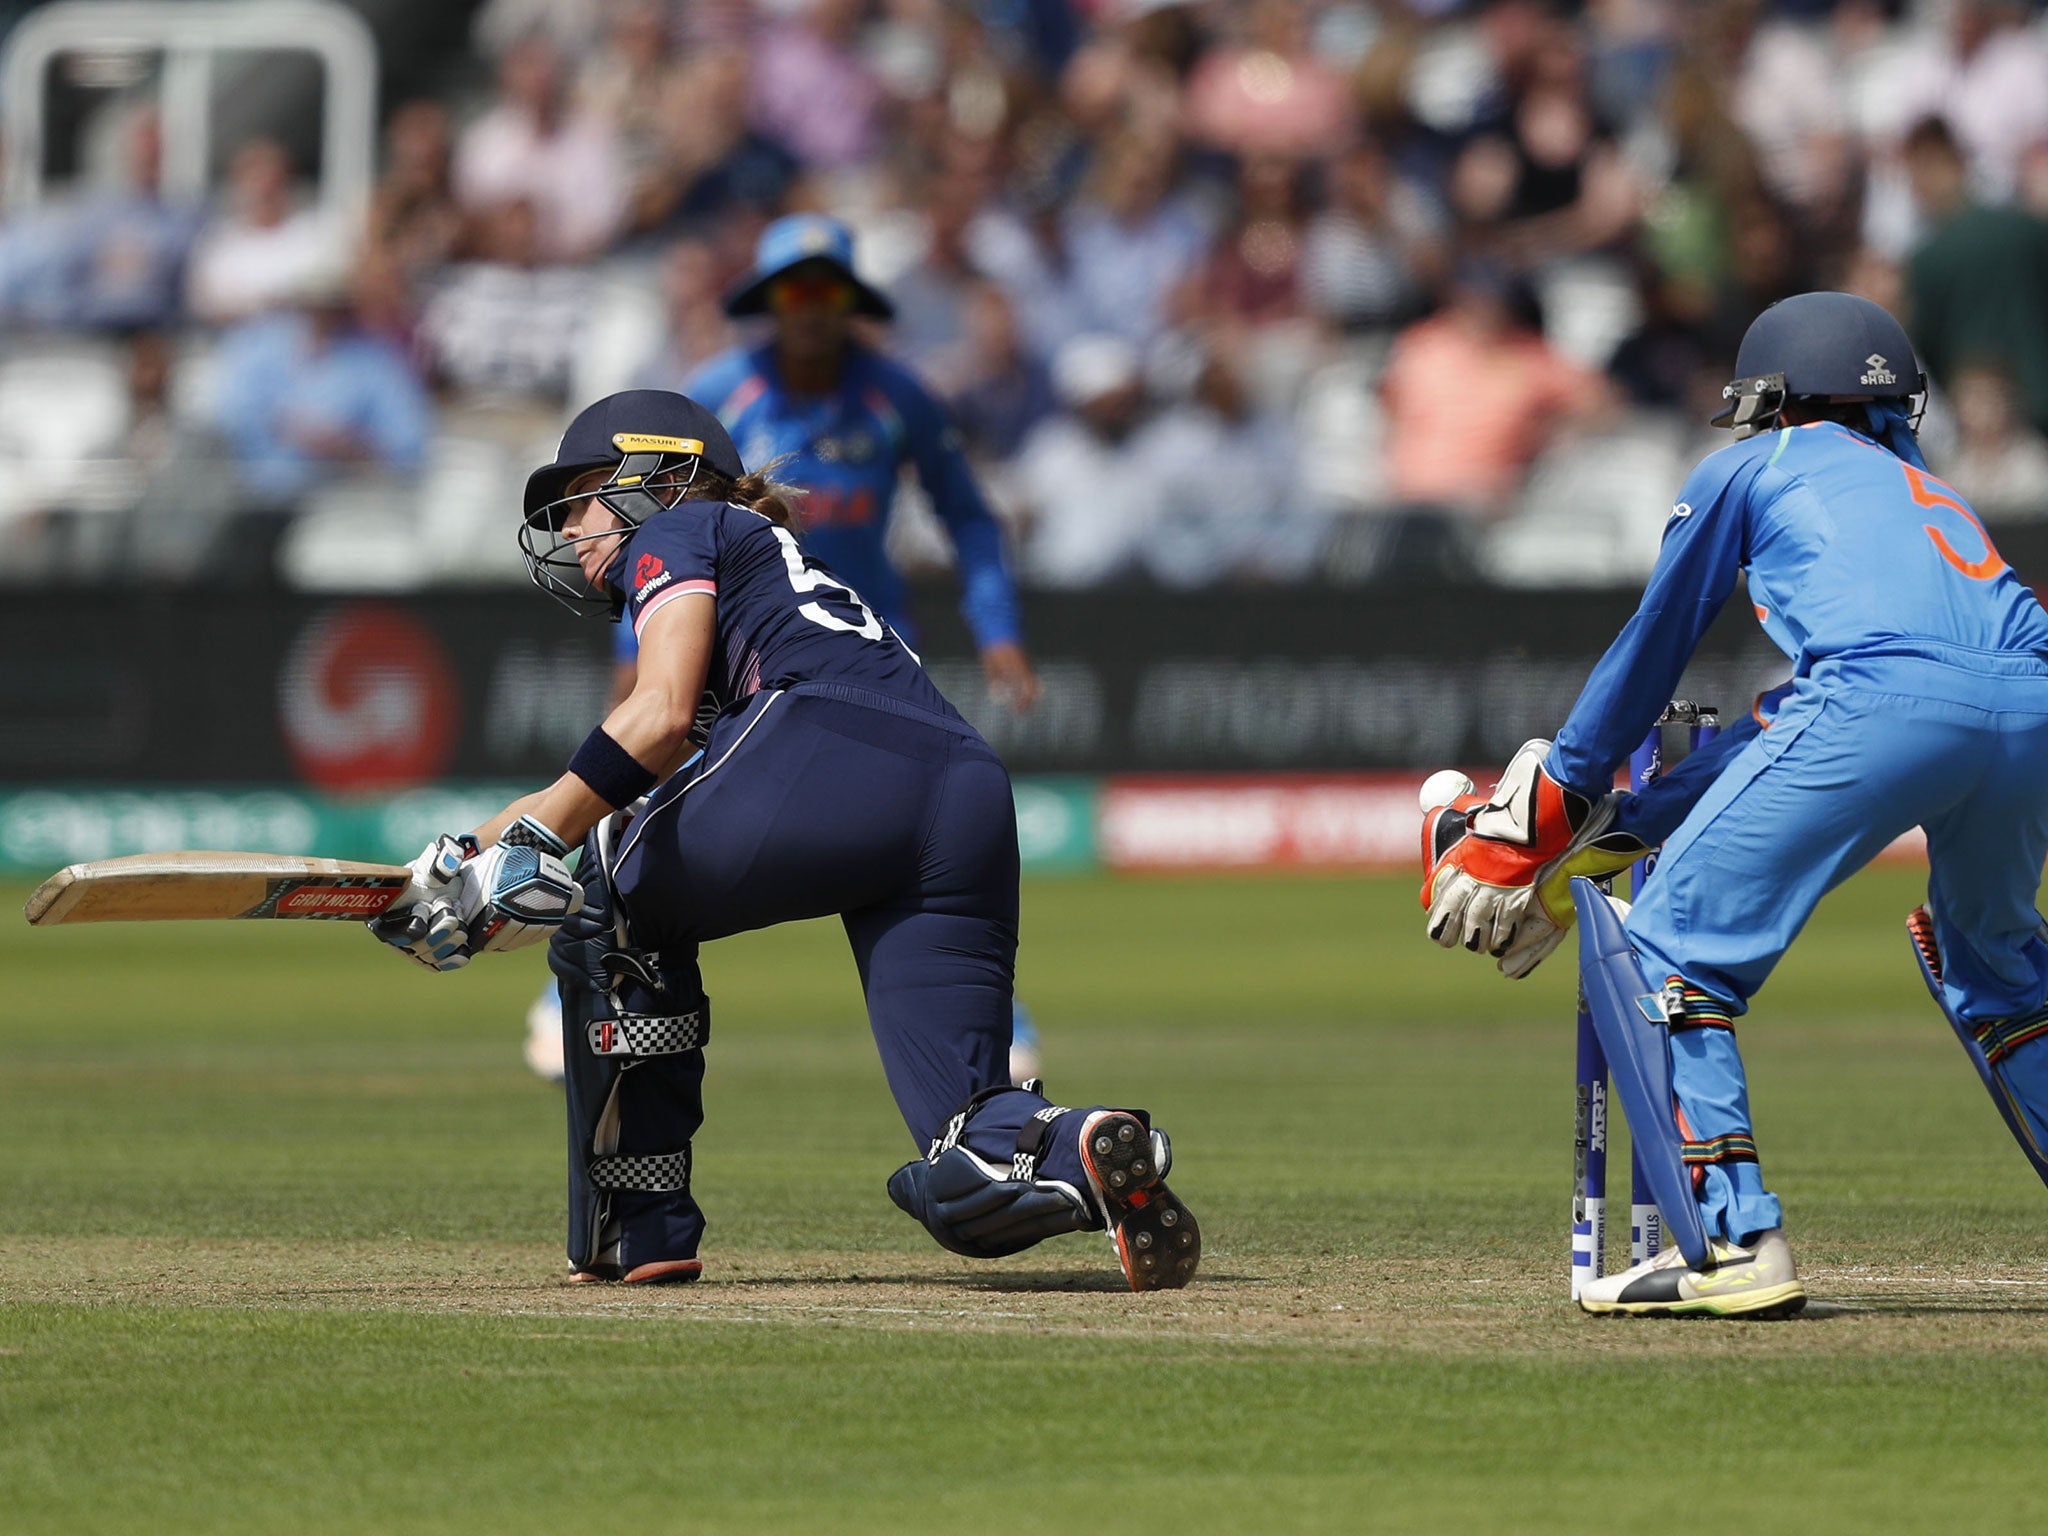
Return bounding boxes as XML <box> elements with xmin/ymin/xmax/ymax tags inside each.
<box><xmin>1421</xmin><ymin>739</ymin><xmax>1649</xmax><ymax>978</ymax></box>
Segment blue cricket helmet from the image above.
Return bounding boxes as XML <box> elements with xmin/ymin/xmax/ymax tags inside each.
<box><xmin>1714</xmin><ymin>292</ymin><xmax>1926</xmax><ymax>438</ymax></box>
<box><xmin>722</xmin><ymin>213</ymin><xmax>894</xmax><ymax>320</ymax></box>
<box><xmin>523</xmin><ymin>388</ymin><xmax>744</xmax><ymax>523</ymax></box>
<box><xmin>519</xmin><ymin>389</ymin><xmax>747</xmax><ymax>615</ymax></box>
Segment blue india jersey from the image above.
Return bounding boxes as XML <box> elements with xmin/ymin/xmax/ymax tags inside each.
<box><xmin>613</xmin><ymin>499</ymin><xmax>959</xmax><ymax>721</ymax></box>
<box><xmin>682</xmin><ymin>340</ymin><xmax>1022</xmax><ymax>650</ymax></box>
<box><xmin>1551</xmin><ymin>420</ymin><xmax>2048</xmax><ymax>793</ymax></box>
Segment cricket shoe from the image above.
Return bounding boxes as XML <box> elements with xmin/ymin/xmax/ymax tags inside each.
<box><xmin>1577</xmin><ymin>1228</ymin><xmax>1805</xmax><ymax>1319</ymax></box>
<box><xmin>1077</xmin><ymin>1110</ymin><xmax>1200</xmax><ymax>1292</ymax></box>
<box><xmin>569</xmin><ymin>1259</ymin><xmax>702</xmax><ymax>1285</ymax></box>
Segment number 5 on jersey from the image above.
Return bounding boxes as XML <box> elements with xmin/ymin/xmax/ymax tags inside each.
<box><xmin>1905</xmin><ymin>462</ymin><xmax>2007</xmax><ymax>582</ymax></box>
<box><xmin>768</xmin><ymin>523</ymin><xmax>887</xmax><ymax>640</ymax></box>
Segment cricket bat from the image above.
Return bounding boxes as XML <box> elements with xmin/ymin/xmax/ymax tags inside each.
<box><xmin>24</xmin><ymin>853</ymin><xmax>412</xmax><ymax>926</ymax></box>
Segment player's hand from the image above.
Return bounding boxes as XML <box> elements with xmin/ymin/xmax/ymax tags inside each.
<box><xmin>980</xmin><ymin>641</ymin><xmax>1041</xmax><ymax>713</ymax></box>
<box><xmin>453</xmin><ymin>816</ymin><xmax>583</xmax><ymax>956</ymax></box>
<box><xmin>1511</xmin><ymin>821</ymin><xmax>1653</xmax><ymax>972</ymax></box>
<box><xmin>369</xmin><ymin>833</ymin><xmax>477</xmax><ymax>971</ymax></box>
<box><xmin>1420</xmin><ymin>739</ymin><xmax>1622</xmax><ymax>971</ymax></box>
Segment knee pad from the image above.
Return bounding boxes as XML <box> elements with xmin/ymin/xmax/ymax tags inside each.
<box><xmin>556</xmin><ymin>819</ymin><xmax>711</xmax><ymax>1276</ymax></box>
<box><xmin>887</xmin><ymin>1086</ymin><xmax>1096</xmax><ymax>1258</ymax></box>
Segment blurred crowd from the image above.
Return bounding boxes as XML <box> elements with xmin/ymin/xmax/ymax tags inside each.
<box><xmin>3</xmin><ymin>0</ymin><xmax>2048</xmax><ymax>589</ymax></box>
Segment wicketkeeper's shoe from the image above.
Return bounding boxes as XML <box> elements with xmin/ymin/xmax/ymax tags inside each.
<box><xmin>1077</xmin><ymin>1110</ymin><xmax>1200</xmax><ymax>1292</ymax></box>
<box><xmin>569</xmin><ymin>1259</ymin><xmax>702</xmax><ymax>1285</ymax></box>
<box><xmin>1577</xmin><ymin>1228</ymin><xmax>1805</xmax><ymax>1319</ymax></box>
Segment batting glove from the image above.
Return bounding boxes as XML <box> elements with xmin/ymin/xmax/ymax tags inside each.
<box><xmin>456</xmin><ymin>816</ymin><xmax>583</xmax><ymax>955</ymax></box>
<box><xmin>369</xmin><ymin>833</ymin><xmax>479</xmax><ymax>971</ymax></box>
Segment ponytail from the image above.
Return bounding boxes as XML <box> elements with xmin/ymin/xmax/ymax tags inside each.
<box><xmin>690</xmin><ymin>454</ymin><xmax>804</xmax><ymax>529</ymax></box>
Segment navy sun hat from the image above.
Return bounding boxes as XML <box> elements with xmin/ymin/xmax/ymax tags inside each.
<box><xmin>721</xmin><ymin>213</ymin><xmax>895</xmax><ymax>321</ymax></box>
<box><xmin>522</xmin><ymin>389</ymin><xmax>746</xmax><ymax>525</ymax></box>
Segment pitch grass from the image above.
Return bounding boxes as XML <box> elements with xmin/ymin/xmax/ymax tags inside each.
<box><xmin>6</xmin><ymin>869</ymin><xmax>2048</xmax><ymax>1534</ymax></box>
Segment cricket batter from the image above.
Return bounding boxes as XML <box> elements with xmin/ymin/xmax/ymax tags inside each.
<box><xmin>523</xmin><ymin>214</ymin><xmax>1045</xmax><ymax>1083</ymax></box>
<box><xmin>374</xmin><ymin>390</ymin><xmax>1196</xmax><ymax>1290</ymax></box>
<box><xmin>1424</xmin><ymin>292</ymin><xmax>2048</xmax><ymax>1316</ymax></box>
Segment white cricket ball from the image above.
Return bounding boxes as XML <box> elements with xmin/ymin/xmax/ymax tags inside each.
<box><xmin>1418</xmin><ymin>769</ymin><xmax>1475</xmax><ymax>813</ymax></box>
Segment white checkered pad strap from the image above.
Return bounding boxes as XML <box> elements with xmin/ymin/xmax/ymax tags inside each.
<box><xmin>589</xmin><ymin>1147</ymin><xmax>691</xmax><ymax>1193</ymax></box>
<box><xmin>1012</xmin><ymin>1104</ymin><xmax>1071</xmax><ymax>1182</ymax></box>
<box><xmin>586</xmin><ymin>1012</ymin><xmax>708</xmax><ymax>1057</ymax></box>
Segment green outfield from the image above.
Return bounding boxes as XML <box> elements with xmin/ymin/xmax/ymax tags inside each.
<box><xmin>6</xmin><ymin>868</ymin><xmax>2048</xmax><ymax>1534</ymax></box>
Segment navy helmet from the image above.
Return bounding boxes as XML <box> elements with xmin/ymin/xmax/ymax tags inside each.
<box><xmin>1713</xmin><ymin>292</ymin><xmax>1926</xmax><ymax>439</ymax></box>
<box><xmin>721</xmin><ymin>213</ymin><xmax>894</xmax><ymax>320</ymax></box>
<box><xmin>519</xmin><ymin>389</ymin><xmax>746</xmax><ymax>615</ymax></box>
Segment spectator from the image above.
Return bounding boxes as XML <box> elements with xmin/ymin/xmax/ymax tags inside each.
<box><xmin>1196</xmin><ymin>154</ymin><xmax>1311</xmax><ymax>330</ymax></box>
<box><xmin>630</xmin><ymin>238</ymin><xmax>738</xmax><ymax>393</ymax></box>
<box><xmin>455</xmin><ymin>37</ymin><xmax>629</xmax><ymax>263</ymax></box>
<box><xmin>1133</xmin><ymin>342</ymin><xmax>1323</xmax><ymax>587</ymax></box>
<box><xmin>940</xmin><ymin>281</ymin><xmax>1056</xmax><ymax>465</ymax></box>
<box><xmin>1012</xmin><ymin>333</ymin><xmax>1157</xmax><ymax>587</ymax></box>
<box><xmin>1609</xmin><ymin>265</ymin><xmax>1719</xmax><ymax>413</ymax></box>
<box><xmin>419</xmin><ymin>200</ymin><xmax>592</xmax><ymax>407</ymax></box>
<box><xmin>577</xmin><ymin>0</ymin><xmax>679</xmax><ymax>175</ymax></box>
<box><xmin>116</xmin><ymin>330</ymin><xmax>246</xmax><ymax>580</ymax></box>
<box><xmin>634</xmin><ymin>46</ymin><xmax>798</xmax><ymax>241</ymax></box>
<box><xmin>186</xmin><ymin>139</ymin><xmax>346</xmax><ymax>323</ymax></box>
<box><xmin>1059</xmin><ymin>131</ymin><xmax>1212</xmax><ymax>347</ymax></box>
<box><xmin>1378</xmin><ymin>262</ymin><xmax>1613</xmax><ymax>545</ymax></box>
<box><xmin>204</xmin><ymin>260</ymin><xmax>433</xmax><ymax>510</ymax></box>
<box><xmin>0</xmin><ymin>107</ymin><xmax>200</xmax><ymax>329</ymax></box>
<box><xmin>1904</xmin><ymin>117</ymin><xmax>2048</xmax><ymax>436</ymax></box>
<box><xmin>1183</xmin><ymin>0</ymin><xmax>1354</xmax><ymax>158</ymax></box>
<box><xmin>750</xmin><ymin>0</ymin><xmax>883</xmax><ymax>171</ymax></box>
<box><xmin>1728</xmin><ymin>0</ymin><xmax>1857</xmax><ymax>235</ymax></box>
<box><xmin>1451</xmin><ymin>24</ymin><xmax>1641</xmax><ymax>266</ymax></box>
<box><xmin>1866</xmin><ymin>0</ymin><xmax>2048</xmax><ymax>204</ymax></box>
<box><xmin>470</xmin><ymin>0</ymin><xmax>607</xmax><ymax>61</ymax></box>
<box><xmin>367</xmin><ymin>101</ymin><xmax>464</xmax><ymax>281</ymax></box>
<box><xmin>1945</xmin><ymin>364</ymin><xmax>2048</xmax><ymax>523</ymax></box>
<box><xmin>887</xmin><ymin>164</ymin><xmax>996</xmax><ymax>373</ymax></box>
<box><xmin>1301</xmin><ymin>140</ymin><xmax>1440</xmax><ymax>333</ymax></box>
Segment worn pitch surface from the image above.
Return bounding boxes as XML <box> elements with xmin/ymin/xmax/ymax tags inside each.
<box><xmin>5</xmin><ymin>870</ymin><xmax>2047</xmax><ymax>1534</ymax></box>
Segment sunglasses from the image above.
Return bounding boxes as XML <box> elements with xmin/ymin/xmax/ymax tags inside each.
<box><xmin>767</xmin><ymin>272</ymin><xmax>855</xmax><ymax>314</ymax></box>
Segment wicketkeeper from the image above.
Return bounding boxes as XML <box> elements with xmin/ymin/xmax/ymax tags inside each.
<box><xmin>1423</xmin><ymin>292</ymin><xmax>2048</xmax><ymax>1317</ymax></box>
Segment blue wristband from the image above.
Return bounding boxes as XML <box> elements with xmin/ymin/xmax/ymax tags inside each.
<box><xmin>568</xmin><ymin>726</ymin><xmax>658</xmax><ymax>809</ymax></box>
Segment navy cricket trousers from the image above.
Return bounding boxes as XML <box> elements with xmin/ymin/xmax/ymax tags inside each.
<box><xmin>607</xmin><ymin>683</ymin><xmax>1088</xmax><ymax>1199</ymax></box>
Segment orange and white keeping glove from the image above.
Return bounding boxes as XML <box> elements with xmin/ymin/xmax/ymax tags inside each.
<box><xmin>1420</xmin><ymin>740</ymin><xmax>1646</xmax><ymax>978</ymax></box>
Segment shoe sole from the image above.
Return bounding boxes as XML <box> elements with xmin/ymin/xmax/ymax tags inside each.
<box><xmin>569</xmin><ymin>1259</ymin><xmax>703</xmax><ymax>1285</ymax></box>
<box><xmin>1079</xmin><ymin>1110</ymin><xmax>1200</xmax><ymax>1292</ymax></box>
<box><xmin>1579</xmin><ymin>1280</ymin><xmax>1808</xmax><ymax>1320</ymax></box>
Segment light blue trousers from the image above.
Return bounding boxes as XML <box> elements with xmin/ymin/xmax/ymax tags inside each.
<box><xmin>1625</xmin><ymin>648</ymin><xmax>2048</xmax><ymax>1243</ymax></box>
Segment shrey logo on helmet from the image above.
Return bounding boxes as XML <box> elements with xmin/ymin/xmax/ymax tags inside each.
<box><xmin>1862</xmin><ymin>354</ymin><xmax>1897</xmax><ymax>387</ymax></box>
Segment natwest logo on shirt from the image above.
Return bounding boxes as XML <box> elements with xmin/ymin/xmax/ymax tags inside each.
<box><xmin>635</xmin><ymin>553</ymin><xmax>666</xmax><ymax>589</ymax></box>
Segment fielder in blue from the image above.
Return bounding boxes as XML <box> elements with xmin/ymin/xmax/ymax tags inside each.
<box><xmin>369</xmin><ymin>389</ymin><xmax>1197</xmax><ymax>1291</ymax></box>
<box><xmin>678</xmin><ymin>212</ymin><xmax>1038</xmax><ymax>706</ymax></box>
<box><xmin>1423</xmin><ymin>292</ymin><xmax>2048</xmax><ymax>1317</ymax></box>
